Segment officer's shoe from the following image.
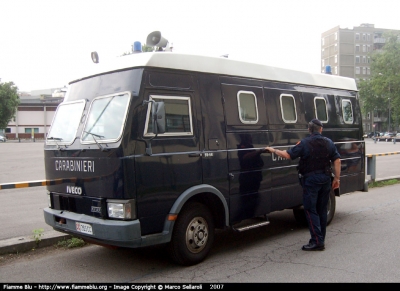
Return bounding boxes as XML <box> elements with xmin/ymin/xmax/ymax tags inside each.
<box><xmin>302</xmin><ymin>242</ymin><xmax>325</xmax><ymax>251</ymax></box>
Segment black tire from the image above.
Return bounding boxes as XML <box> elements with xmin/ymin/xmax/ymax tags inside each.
<box><xmin>293</xmin><ymin>189</ymin><xmax>336</xmax><ymax>226</ymax></box>
<box><xmin>167</xmin><ymin>201</ymin><xmax>215</xmax><ymax>266</ymax></box>
<box><xmin>326</xmin><ymin>189</ymin><xmax>336</xmax><ymax>225</ymax></box>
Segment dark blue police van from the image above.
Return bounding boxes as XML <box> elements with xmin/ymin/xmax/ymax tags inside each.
<box><xmin>43</xmin><ymin>32</ymin><xmax>365</xmax><ymax>266</ymax></box>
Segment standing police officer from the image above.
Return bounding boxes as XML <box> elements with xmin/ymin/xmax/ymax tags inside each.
<box><xmin>265</xmin><ymin>119</ymin><xmax>341</xmax><ymax>251</ymax></box>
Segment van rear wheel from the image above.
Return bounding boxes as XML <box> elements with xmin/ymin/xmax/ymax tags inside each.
<box><xmin>293</xmin><ymin>189</ymin><xmax>336</xmax><ymax>226</ymax></box>
<box><xmin>167</xmin><ymin>202</ymin><xmax>215</xmax><ymax>266</ymax></box>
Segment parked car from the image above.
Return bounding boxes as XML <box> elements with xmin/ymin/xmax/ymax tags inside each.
<box><xmin>0</xmin><ymin>135</ymin><xmax>7</xmax><ymax>142</ymax></box>
<box><xmin>364</xmin><ymin>132</ymin><xmax>375</xmax><ymax>138</ymax></box>
<box><xmin>376</xmin><ymin>132</ymin><xmax>395</xmax><ymax>141</ymax></box>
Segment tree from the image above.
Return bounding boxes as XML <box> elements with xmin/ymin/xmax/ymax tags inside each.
<box><xmin>0</xmin><ymin>81</ymin><xmax>20</xmax><ymax>130</ymax></box>
<box><xmin>359</xmin><ymin>31</ymin><xmax>400</xmax><ymax>131</ymax></box>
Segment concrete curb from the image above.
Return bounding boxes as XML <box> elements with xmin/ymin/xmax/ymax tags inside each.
<box><xmin>0</xmin><ymin>230</ymin><xmax>71</xmax><ymax>255</ymax></box>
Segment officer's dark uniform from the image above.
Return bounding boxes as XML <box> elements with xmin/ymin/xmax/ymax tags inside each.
<box><xmin>287</xmin><ymin>126</ymin><xmax>340</xmax><ymax>248</ymax></box>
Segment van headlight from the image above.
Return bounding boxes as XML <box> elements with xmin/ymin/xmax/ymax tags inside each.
<box><xmin>47</xmin><ymin>191</ymin><xmax>51</xmax><ymax>208</ymax></box>
<box><xmin>107</xmin><ymin>199</ymin><xmax>136</xmax><ymax>220</ymax></box>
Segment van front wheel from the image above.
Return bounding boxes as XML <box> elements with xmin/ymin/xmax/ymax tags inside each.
<box><xmin>167</xmin><ymin>202</ymin><xmax>215</xmax><ymax>266</ymax></box>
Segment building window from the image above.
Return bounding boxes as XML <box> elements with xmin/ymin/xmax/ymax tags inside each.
<box><xmin>363</xmin><ymin>67</ymin><xmax>366</xmax><ymax>74</ymax></box>
<box><xmin>322</xmin><ymin>59</ymin><xmax>325</xmax><ymax>67</ymax></box>
<box><xmin>367</xmin><ymin>57</ymin><xmax>370</xmax><ymax>64</ymax></box>
<box><xmin>334</xmin><ymin>32</ymin><xmax>337</xmax><ymax>40</ymax></box>
<box><xmin>355</xmin><ymin>45</ymin><xmax>360</xmax><ymax>52</ymax></box>
<box><xmin>25</xmin><ymin>128</ymin><xmax>39</xmax><ymax>136</ymax></box>
<box><xmin>367</xmin><ymin>34</ymin><xmax>371</xmax><ymax>41</ymax></box>
<box><xmin>367</xmin><ymin>112</ymin><xmax>371</xmax><ymax>119</ymax></box>
<box><xmin>322</xmin><ymin>38</ymin><xmax>325</xmax><ymax>45</ymax></box>
<box><xmin>367</xmin><ymin>67</ymin><xmax>370</xmax><ymax>75</ymax></box>
<box><xmin>362</xmin><ymin>34</ymin><xmax>366</xmax><ymax>41</ymax></box>
<box><xmin>355</xmin><ymin>56</ymin><xmax>360</xmax><ymax>63</ymax></box>
<box><xmin>322</xmin><ymin>48</ymin><xmax>325</xmax><ymax>57</ymax></box>
<box><xmin>356</xmin><ymin>67</ymin><xmax>360</xmax><ymax>74</ymax></box>
<box><xmin>334</xmin><ymin>66</ymin><xmax>338</xmax><ymax>74</ymax></box>
<box><xmin>355</xmin><ymin>33</ymin><xmax>360</xmax><ymax>40</ymax></box>
<box><xmin>362</xmin><ymin>56</ymin><xmax>366</xmax><ymax>63</ymax></box>
<box><xmin>335</xmin><ymin>55</ymin><xmax>337</xmax><ymax>63</ymax></box>
<box><xmin>334</xmin><ymin>44</ymin><xmax>337</xmax><ymax>51</ymax></box>
<box><xmin>362</xmin><ymin>45</ymin><xmax>366</xmax><ymax>52</ymax></box>
<box><xmin>367</xmin><ymin>45</ymin><xmax>370</xmax><ymax>52</ymax></box>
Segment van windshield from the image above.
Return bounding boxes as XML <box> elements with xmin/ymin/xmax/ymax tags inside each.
<box><xmin>46</xmin><ymin>100</ymin><xmax>85</xmax><ymax>144</ymax></box>
<box><xmin>81</xmin><ymin>92</ymin><xmax>131</xmax><ymax>143</ymax></box>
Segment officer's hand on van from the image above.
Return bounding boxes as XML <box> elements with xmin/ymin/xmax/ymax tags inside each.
<box><xmin>265</xmin><ymin>147</ymin><xmax>275</xmax><ymax>153</ymax></box>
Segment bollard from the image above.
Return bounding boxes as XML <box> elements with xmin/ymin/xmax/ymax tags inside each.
<box><xmin>366</xmin><ymin>155</ymin><xmax>376</xmax><ymax>182</ymax></box>
<box><xmin>394</xmin><ymin>138</ymin><xmax>396</xmax><ymax>144</ymax></box>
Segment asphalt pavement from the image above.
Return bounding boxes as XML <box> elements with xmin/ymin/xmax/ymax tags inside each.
<box><xmin>0</xmin><ymin>138</ymin><xmax>399</xmax><ymax>256</ymax></box>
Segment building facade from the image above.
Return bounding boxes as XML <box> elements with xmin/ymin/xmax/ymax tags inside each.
<box><xmin>4</xmin><ymin>88</ymin><xmax>64</xmax><ymax>140</ymax></box>
<box><xmin>321</xmin><ymin>23</ymin><xmax>399</xmax><ymax>134</ymax></box>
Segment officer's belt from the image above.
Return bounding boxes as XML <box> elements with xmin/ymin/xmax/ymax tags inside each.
<box><xmin>301</xmin><ymin>170</ymin><xmax>327</xmax><ymax>178</ymax></box>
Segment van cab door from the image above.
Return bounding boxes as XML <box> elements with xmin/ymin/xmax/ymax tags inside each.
<box><xmin>134</xmin><ymin>71</ymin><xmax>202</xmax><ymax>235</ymax></box>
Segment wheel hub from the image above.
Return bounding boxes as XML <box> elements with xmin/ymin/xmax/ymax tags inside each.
<box><xmin>185</xmin><ymin>217</ymin><xmax>209</xmax><ymax>253</ymax></box>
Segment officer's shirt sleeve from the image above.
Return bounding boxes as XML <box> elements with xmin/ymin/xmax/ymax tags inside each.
<box><xmin>287</xmin><ymin>140</ymin><xmax>305</xmax><ymax>160</ymax></box>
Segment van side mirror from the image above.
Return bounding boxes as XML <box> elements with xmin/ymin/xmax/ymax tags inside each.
<box><xmin>152</xmin><ymin>101</ymin><xmax>165</xmax><ymax>134</ymax></box>
<box><xmin>142</xmin><ymin>100</ymin><xmax>166</xmax><ymax>156</ymax></box>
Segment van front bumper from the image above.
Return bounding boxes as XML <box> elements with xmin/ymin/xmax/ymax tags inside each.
<box><xmin>44</xmin><ymin>207</ymin><xmax>145</xmax><ymax>248</ymax></box>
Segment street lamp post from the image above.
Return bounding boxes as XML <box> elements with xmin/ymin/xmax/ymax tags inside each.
<box><xmin>388</xmin><ymin>97</ymin><xmax>391</xmax><ymax>132</ymax></box>
<box><xmin>379</xmin><ymin>73</ymin><xmax>392</xmax><ymax>132</ymax></box>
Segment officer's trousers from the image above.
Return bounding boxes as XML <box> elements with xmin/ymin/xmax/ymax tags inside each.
<box><xmin>302</xmin><ymin>174</ymin><xmax>331</xmax><ymax>246</ymax></box>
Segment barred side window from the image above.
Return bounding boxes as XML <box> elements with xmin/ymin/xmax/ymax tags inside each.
<box><xmin>144</xmin><ymin>95</ymin><xmax>193</xmax><ymax>136</ymax></box>
<box><xmin>280</xmin><ymin>94</ymin><xmax>297</xmax><ymax>123</ymax></box>
<box><xmin>342</xmin><ymin>99</ymin><xmax>354</xmax><ymax>124</ymax></box>
<box><xmin>237</xmin><ymin>91</ymin><xmax>258</xmax><ymax>124</ymax></box>
<box><xmin>314</xmin><ymin>97</ymin><xmax>328</xmax><ymax>123</ymax></box>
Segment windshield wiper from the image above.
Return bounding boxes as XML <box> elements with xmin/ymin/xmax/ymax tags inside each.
<box><xmin>47</xmin><ymin>137</ymin><xmax>67</xmax><ymax>151</ymax></box>
<box><xmin>83</xmin><ymin>131</ymin><xmax>109</xmax><ymax>152</ymax></box>
<box><xmin>47</xmin><ymin>136</ymin><xmax>62</xmax><ymax>141</ymax></box>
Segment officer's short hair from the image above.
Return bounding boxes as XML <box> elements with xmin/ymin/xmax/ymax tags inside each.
<box><xmin>308</xmin><ymin>119</ymin><xmax>323</xmax><ymax>133</ymax></box>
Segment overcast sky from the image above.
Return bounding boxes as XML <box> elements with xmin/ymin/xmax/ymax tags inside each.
<box><xmin>1</xmin><ymin>0</ymin><xmax>399</xmax><ymax>92</ymax></box>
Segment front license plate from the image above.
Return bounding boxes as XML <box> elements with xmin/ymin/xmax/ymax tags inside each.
<box><xmin>75</xmin><ymin>222</ymin><xmax>93</xmax><ymax>235</ymax></box>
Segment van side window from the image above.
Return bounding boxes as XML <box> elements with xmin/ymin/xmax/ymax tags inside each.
<box><xmin>314</xmin><ymin>97</ymin><xmax>328</xmax><ymax>123</ymax></box>
<box><xmin>144</xmin><ymin>95</ymin><xmax>193</xmax><ymax>136</ymax></box>
<box><xmin>280</xmin><ymin>94</ymin><xmax>297</xmax><ymax>123</ymax></box>
<box><xmin>237</xmin><ymin>91</ymin><xmax>258</xmax><ymax>124</ymax></box>
<box><xmin>342</xmin><ymin>99</ymin><xmax>354</xmax><ymax>124</ymax></box>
